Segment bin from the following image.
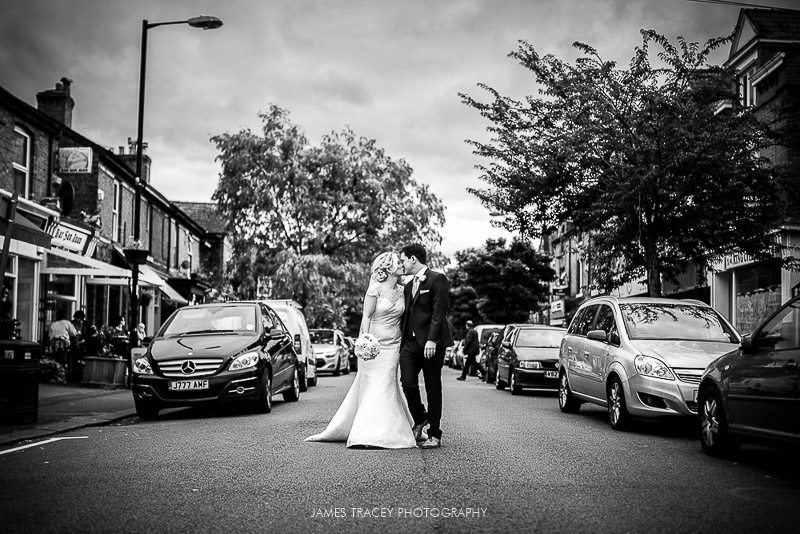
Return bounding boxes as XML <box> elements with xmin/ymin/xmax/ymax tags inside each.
<box><xmin>0</xmin><ymin>340</ymin><xmax>41</xmax><ymax>424</ymax></box>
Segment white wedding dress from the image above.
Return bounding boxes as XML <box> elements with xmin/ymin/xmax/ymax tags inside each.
<box><xmin>305</xmin><ymin>282</ymin><xmax>417</xmax><ymax>448</ymax></box>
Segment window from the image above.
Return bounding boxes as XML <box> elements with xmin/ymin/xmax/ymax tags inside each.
<box><xmin>12</xmin><ymin>127</ymin><xmax>32</xmax><ymax>197</ymax></box>
<box><xmin>756</xmin><ymin>299</ymin><xmax>800</xmax><ymax>351</ymax></box>
<box><xmin>112</xmin><ymin>181</ymin><xmax>121</xmax><ymax>242</ymax></box>
<box><xmin>738</xmin><ymin>66</ymin><xmax>757</xmax><ymax>107</ymax></box>
<box><xmin>570</xmin><ymin>305</ymin><xmax>599</xmax><ymax>336</ymax></box>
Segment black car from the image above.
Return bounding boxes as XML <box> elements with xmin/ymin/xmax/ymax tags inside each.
<box><xmin>343</xmin><ymin>336</ymin><xmax>358</xmax><ymax>372</ymax></box>
<box><xmin>495</xmin><ymin>325</ymin><xmax>566</xmax><ymax>394</ymax></box>
<box><xmin>130</xmin><ymin>302</ymin><xmax>301</xmax><ymax>419</ymax></box>
<box><xmin>698</xmin><ymin>294</ymin><xmax>800</xmax><ymax>456</ymax></box>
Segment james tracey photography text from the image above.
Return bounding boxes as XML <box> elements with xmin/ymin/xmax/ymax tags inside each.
<box><xmin>310</xmin><ymin>507</ymin><xmax>488</xmax><ymax>519</ymax></box>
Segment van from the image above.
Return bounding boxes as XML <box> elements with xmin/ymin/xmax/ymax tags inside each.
<box><xmin>259</xmin><ymin>300</ymin><xmax>317</xmax><ymax>389</ymax></box>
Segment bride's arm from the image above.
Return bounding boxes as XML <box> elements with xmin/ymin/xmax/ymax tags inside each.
<box><xmin>360</xmin><ymin>293</ymin><xmax>378</xmax><ymax>335</ymax></box>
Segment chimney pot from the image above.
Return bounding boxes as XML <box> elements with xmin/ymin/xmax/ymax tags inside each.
<box><xmin>36</xmin><ymin>77</ymin><xmax>75</xmax><ymax>128</ymax></box>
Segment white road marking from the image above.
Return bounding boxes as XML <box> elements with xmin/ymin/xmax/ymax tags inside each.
<box><xmin>0</xmin><ymin>436</ymin><xmax>89</xmax><ymax>456</ymax></box>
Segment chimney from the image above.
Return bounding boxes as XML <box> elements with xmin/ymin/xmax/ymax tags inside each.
<box><xmin>117</xmin><ymin>137</ymin><xmax>151</xmax><ymax>185</ymax></box>
<box><xmin>36</xmin><ymin>77</ymin><xmax>75</xmax><ymax>127</ymax></box>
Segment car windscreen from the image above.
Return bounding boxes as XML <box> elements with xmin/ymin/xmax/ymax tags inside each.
<box><xmin>480</xmin><ymin>328</ymin><xmax>503</xmax><ymax>344</ymax></box>
<box><xmin>310</xmin><ymin>330</ymin><xmax>334</xmax><ymax>344</ymax></box>
<box><xmin>619</xmin><ymin>303</ymin><xmax>738</xmax><ymax>342</ymax></box>
<box><xmin>161</xmin><ymin>306</ymin><xmax>258</xmax><ymax>336</ymax></box>
<box><xmin>515</xmin><ymin>329</ymin><xmax>565</xmax><ymax>347</ymax></box>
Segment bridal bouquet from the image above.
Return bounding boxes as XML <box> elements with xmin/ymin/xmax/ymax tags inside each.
<box><xmin>354</xmin><ymin>333</ymin><xmax>380</xmax><ymax>361</ymax></box>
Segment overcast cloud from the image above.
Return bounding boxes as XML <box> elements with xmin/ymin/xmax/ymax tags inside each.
<box><xmin>1</xmin><ymin>0</ymin><xmax>796</xmax><ymax>256</ymax></box>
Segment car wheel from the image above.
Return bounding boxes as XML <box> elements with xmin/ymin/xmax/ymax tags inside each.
<box><xmin>495</xmin><ymin>368</ymin><xmax>506</xmax><ymax>390</ymax></box>
<box><xmin>343</xmin><ymin>357</ymin><xmax>350</xmax><ymax>375</ymax></box>
<box><xmin>607</xmin><ymin>376</ymin><xmax>631</xmax><ymax>430</ymax></box>
<box><xmin>299</xmin><ymin>366</ymin><xmax>308</xmax><ymax>392</ymax></box>
<box><xmin>333</xmin><ymin>358</ymin><xmax>341</xmax><ymax>376</ymax></box>
<box><xmin>308</xmin><ymin>372</ymin><xmax>318</xmax><ymax>387</ymax></box>
<box><xmin>558</xmin><ymin>370</ymin><xmax>581</xmax><ymax>414</ymax></box>
<box><xmin>134</xmin><ymin>399</ymin><xmax>159</xmax><ymax>420</ymax></box>
<box><xmin>283</xmin><ymin>368</ymin><xmax>300</xmax><ymax>402</ymax></box>
<box><xmin>699</xmin><ymin>386</ymin><xmax>739</xmax><ymax>457</ymax></box>
<box><xmin>510</xmin><ymin>369</ymin><xmax>522</xmax><ymax>395</ymax></box>
<box><xmin>255</xmin><ymin>371</ymin><xmax>272</xmax><ymax>413</ymax></box>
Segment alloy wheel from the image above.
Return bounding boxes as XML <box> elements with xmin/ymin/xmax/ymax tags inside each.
<box><xmin>700</xmin><ymin>396</ymin><xmax>719</xmax><ymax>449</ymax></box>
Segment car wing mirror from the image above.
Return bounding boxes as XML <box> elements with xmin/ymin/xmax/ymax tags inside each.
<box><xmin>502</xmin><ymin>341</ymin><xmax>511</xmax><ymax>349</ymax></box>
<box><xmin>587</xmin><ymin>329</ymin><xmax>608</xmax><ymax>342</ymax></box>
<box><xmin>268</xmin><ymin>328</ymin><xmax>285</xmax><ymax>340</ymax></box>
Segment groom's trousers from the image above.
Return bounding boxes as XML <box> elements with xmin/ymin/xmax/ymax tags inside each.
<box><xmin>399</xmin><ymin>339</ymin><xmax>446</xmax><ymax>440</ymax></box>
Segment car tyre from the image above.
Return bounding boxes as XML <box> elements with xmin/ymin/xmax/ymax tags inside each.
<box><xmin>495</xmin><ymin>368</ymin><xmax>506</xmax><ymax>390</ymax></box>
<box><xmin>558</xmin><ymin>370</ymin><xmax>582</xmax><ymax>414</ymax></box>
<box><xmin>343</xmin><ymin>357</ymin><xmax>350</xmax><ymax>375</ymax></box>
<box><xmin>299</xmin><ymin>366</ymin><xmax>308</xmax><ymax>392</ymax></box>
<box><xmin>283</xmin><ymin>368</ymin><xmax>300</xmax><ymax>402</ymax></box>
<box><xmin>308</xmin><ymin>373</ymin><xmax>318</xmax><ymax>387</ymax></box>
<box><xmin>699</xmin><ymin>386</ymin><xmax>739</xmax><ymax>457</ymax></box>
<box><xmin>135</xmin><ymin>399</ymin><xmax>159</xmax><ymax>420</ymax></box>
<box><xmin>333</xmin><ymin>358</ymin><xmax>341</xmax><ymax>377</ymax></box>
<box><xmin>510</xmin><ymin>369</ymin><xmax>522</xmax><ymax>395</ymax></box>
<box><xmin>607</xmin><ymin>376</ymin><xmax>631</xmax><ymax>430</ymax></box>
<box><xmin>255</xmin><ymin>371</ymin><xmax>272</xmax><ymax>413</ymax></box>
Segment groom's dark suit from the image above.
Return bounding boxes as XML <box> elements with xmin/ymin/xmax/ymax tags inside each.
<box><xmin>400</xmin><ymin>267</ymin><xmax>454</xmax><ymax>441</ymax></box>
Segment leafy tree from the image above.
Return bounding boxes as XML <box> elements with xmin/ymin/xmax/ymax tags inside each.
<box><xmin>461</xmin><ymin>30</ymin><xmax>797</xmax><ymax>296</ymax></box>
<box><xmin>210</xmin><ymin>105</ymin><xmax>447</xmax><ymax>323</ymax></box>
<box><xmin>449</xmin><ymin>238</ymin><xmax>554</xmax><ymax>325</ymax></box>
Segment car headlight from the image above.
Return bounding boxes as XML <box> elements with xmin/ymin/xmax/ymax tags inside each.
<box><xmin>518</xmin><ymin>361</ymin><xmax>542</xmax><ymax>369</ymax></box>
<box><xmin>634</xmin><ymin>355</ymin><xmax>674</xmax><ymax>380</ymax></box>
<box><xmin>133</xmin><ymin>356</ymin><xmax>153</xmax><ymax>375</ymax></box>
<box><xmin>230</xmin><ymin>352</ymin><xmax>260</xmax><ymax>371</ymax></box>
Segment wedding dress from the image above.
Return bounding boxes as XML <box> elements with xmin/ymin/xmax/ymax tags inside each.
<box><xmin>305</xmin><ymin>282</ymin><xmax>416</xmax><ymax>448</ymax></box>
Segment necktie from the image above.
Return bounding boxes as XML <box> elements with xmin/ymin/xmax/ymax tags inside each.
<box><xmin>412</xmin><ymin>274</ymin><xmax>420</xmax><ymax>296</ymax></box>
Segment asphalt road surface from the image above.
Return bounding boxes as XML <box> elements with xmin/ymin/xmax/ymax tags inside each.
<box><xmin>1</xmin><ymin>366</ymin><xmax>798</xmax><ymax>533</ymax></box>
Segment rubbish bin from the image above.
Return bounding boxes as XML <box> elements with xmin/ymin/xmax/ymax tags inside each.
<box><xmin>0</xmin><ymin>340</ymin><xmax>41</xmax><ymax>424</ymax></box>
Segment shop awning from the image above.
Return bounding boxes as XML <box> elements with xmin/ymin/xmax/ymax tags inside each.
<box><xmin>138</xmin><ymin>264</ymin><xmax>189</xmax><ymax>305</ymax></box>
<box><xmin>0</xmin><ymin>208</ymin><xmax>51</xmax><ymax>249</ymax></box>
<box><xmin>43</xmin><ymin>247</ymin><xmax>132</xmax><ymax>277</ymax></box>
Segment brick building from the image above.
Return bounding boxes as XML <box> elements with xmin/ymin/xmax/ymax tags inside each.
<box><xmin>0</xmin><ymin>77</ymin><xmax>228</xmax><ymax>346</ymax></box>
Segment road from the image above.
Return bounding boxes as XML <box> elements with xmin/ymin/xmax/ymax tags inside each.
<box><xmin>1</xmin><ymin>366</ymin><xmax>798</xmax><ymax>533</ymax></box>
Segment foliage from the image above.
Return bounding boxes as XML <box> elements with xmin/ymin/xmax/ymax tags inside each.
<box><xmin>39</xmin><ymin>357</ymin><xmax>66</xmax><ymax>384</ymax></box>
<box><xmin>461</xmin><ymin>30</ymin><xmax>797</xmax><ymax>296</ymax></box>
<box><xmin>211</xmin><ymin>105</ymin><xmax>447</xmax><ymax>321</ymax></box>
<box><xmin>448</xmin><ymin>238</ymin><xmax>554</xmax><ymax>325</ymax></box>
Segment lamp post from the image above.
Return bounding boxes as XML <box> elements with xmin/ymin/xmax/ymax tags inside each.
<box><xmin>128</xmin><ymin>15</ymin><xmax>222</xmax><ymax>355</ymax></box>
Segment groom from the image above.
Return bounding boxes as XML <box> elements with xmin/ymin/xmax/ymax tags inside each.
<box><xmin>399</xmin><ymin>243</ymin><xmax>453</xmax><ymax>449</ymax></box>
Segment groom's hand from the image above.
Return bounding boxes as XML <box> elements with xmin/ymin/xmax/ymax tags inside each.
<box><xmin>424</xmin><ymin>340</ymin><xmax>436</xmax><ymax>359</ymax></box>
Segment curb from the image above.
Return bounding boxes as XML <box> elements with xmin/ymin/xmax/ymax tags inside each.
<box><xmin>0</xmin><ymin>410</ymin><xmax>136</xmax><ymax>449</ymax></box>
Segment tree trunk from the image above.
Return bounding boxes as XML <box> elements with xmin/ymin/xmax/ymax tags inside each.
<box><xmin>646</xmin><ymin>251</ymin><xmax>662</xmax><ymax>297</ymax></box>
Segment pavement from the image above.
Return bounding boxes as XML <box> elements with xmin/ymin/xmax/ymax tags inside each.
<box><xmin>0</xmin><ymin>382</ymin><xmax>135</xmax><ymax>448</ymax></box>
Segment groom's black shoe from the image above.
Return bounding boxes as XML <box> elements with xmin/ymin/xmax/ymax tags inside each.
<box><xmin>420</xmin><ymin>436</ymin><xmax>441</xmax><ymax>449</ymax></box>
<box><xmin>412</xmin><ymin>422</ymin><xmax>428</xmax><ymax>442</ymax></box>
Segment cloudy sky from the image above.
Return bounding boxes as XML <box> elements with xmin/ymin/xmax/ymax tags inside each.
<box><xmin>1</xmin><ymin>0</ymin><xmax>796</xmax><ymax>257</ymax></box>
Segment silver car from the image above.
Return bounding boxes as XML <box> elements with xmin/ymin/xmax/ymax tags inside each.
<box><xmin>558</xmin><ymin>297</ymin><xmax>740</xmax><ymax>430</ymax></box>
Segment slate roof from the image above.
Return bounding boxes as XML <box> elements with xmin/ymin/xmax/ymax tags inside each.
<box><xmin>174</xmin><ymin>202</ymin><xmax>228</xmax><ymax>234</ymax></box>
<box><xmin>744</xmin><ymin>9</ymin><xmax>800</xmax><ymax>41</ymax></box>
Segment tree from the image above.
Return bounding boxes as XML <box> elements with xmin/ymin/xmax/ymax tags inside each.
<box><xmin>210</xmin><ymin>105</ymin><xmax>446</xmax><ymax>329</ymax></box>
<box><xmin>461</xmin><ymin>30</ymin><xmax>796</xmax><ymax>296</ymax></box>
<box><xmin>449</xmin><ymin>238</ymin><xmax>554</xmax><ymax>325</ymax></box>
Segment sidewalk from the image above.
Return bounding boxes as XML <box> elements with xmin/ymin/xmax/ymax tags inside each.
<box><xmin>0</xmin><ymin>382</ymin><xmax>136</xmax><ymax>448</ymax></box>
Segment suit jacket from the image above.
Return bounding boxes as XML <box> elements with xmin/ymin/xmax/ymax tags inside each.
<box><xmin>402</xmin><ymin>268</ymin><xmax>454</xmax><ymax>348</ymax></box>
<box><xmin>463</xmin><ymin>327</ymin><xmax>479</xmax><ymax>356</ymax></box>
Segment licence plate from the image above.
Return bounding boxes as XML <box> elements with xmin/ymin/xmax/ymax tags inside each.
<box><xmin>544</xmin><ymin>371</ymin><xmax>558</xmax><ymax>379</ymax></box>
<box><xmin>169</xmin><ymin>380</ymin><xmax>209</xmax><ymax>391</ymax></box>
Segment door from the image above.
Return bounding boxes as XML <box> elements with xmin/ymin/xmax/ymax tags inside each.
<box><xmin>261</xmin><ymin>304</ymin><xmax>292</xmax><ymax>388</ymax></box>
<box><xmin>582</xmin><ymin>304</ymin><xmax>616</xmax><ymax>400</ymax></box>
<box><xmin>728</xmin><ymin>298</ymin><xmax>800</xmax><ymax>440</ymax></box>
<box><xmin>497</xmin><ymin>327</ymin><xmax>517</xmax><ymax>382</ymax></box>
<box><xmin>564</xmin><ymin>304</ymin><xmax>600</xmax><ymax>396</ymax></box>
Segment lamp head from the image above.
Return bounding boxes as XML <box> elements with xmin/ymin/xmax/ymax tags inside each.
<box><xmin>187</xmin><ymin>15</ymin><xmax>223</xmax><ymax>30</ymax></box>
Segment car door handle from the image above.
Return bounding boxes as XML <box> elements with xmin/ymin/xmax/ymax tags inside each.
<box><xmin>784</xmin><ymin>359</ymin><xmax>797</xmax><ymax>371</ymax></box>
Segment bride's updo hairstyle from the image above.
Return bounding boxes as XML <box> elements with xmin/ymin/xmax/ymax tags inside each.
<box><xmin>370</xmin><ymin>252</ymin><xmax>400</xmax><ymax>283</ymax></box>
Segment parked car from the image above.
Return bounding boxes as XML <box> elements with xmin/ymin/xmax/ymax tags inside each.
<box><xmin>698</xmin><ymin>294</ymin><xmax>800</xmax><ymax>456</ymax></box>
<box><xmin>343</xmin><ymin>336</ymin><xmax>358</xmax><ymax>372</ymax></box>
<box><xmin>130</xmin><ymin>301</ymin><xmax>301</xmax><ymax>419</ymax></box>
<box><xmin>496</xmin><ymin>324</ymin><xmax>567</xmax><ymax>394</ymax></box>
<box><xmin>476</xmin><ymin>324</ymin><xmax>505</xmax><ymax>381</ymax></box>
<box><xmin>558</xmin><ymin>297</ymin><xmax>740</xmax><ymax>430</ymax></box>
<box><xmin>309</xmin><ymin>328</ymin><xmax>350</xmax><ymax>376</ymax></box>
<box><xmin>258</xmin><ymin>299</ymin><xmax>317</xmax><ymax>390</ymax></box>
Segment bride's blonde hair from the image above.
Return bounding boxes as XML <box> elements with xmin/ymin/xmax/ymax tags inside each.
<box><xmin>370</xmin><ymin>252</ymin><xmax>400</xmax><ymax>282</ymax></box>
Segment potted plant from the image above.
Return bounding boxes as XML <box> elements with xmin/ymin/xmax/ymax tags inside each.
<box><xmin>123</xmin><ymin>238</ymin><xmax>149</xmax><ymax>265</ymax></box>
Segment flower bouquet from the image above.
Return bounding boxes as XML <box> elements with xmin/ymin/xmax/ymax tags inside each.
<box><xmin>354</xmin><ymin>333</ymin><xmax>381</xmax><ymax>361</ymax></box>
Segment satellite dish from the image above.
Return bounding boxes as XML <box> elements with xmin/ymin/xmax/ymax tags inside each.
<box><xmin>58</xmin><ymin>180</ymin><xmax>74</xmax><ymax>216</ymax></box>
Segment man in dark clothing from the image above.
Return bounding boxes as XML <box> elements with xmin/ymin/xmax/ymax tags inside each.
<box><xmin>457</xmin><ymin>320</ymin><xmax>484</xmax><ymax>381</ymax></box>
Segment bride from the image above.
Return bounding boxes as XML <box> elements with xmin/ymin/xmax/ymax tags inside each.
<box><xmin>305</xmin><ymin>252</ymin><xmax>417</xmax><ymax>449</ymax></box>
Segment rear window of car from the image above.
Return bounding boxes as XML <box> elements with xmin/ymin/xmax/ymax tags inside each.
<box><xmin>619</xmin><ymin>303</ymin><xmax>738</xmax><ymax>342</ymax></box>
<box><xmin>310</xmin><ymin>330</ymin><xmax>335</xmax><ymax>344</ymax></box>
<box><xmin>479</xmin><ymin>328</ymin><xmax>503</xmax><ymax>344</ymax></box>
<box><xmin>162</xmin><ymin>306</ymin><xmax>257</xmax><ymax>336</ymax></box>
<box><xmin>515</xmin><ymin>329</ymin><xmax>565</xmax><ymax>347</ymax></box>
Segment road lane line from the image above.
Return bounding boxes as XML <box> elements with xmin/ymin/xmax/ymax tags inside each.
<box><xmin>0</xmin><ymin>436</ymin><xmax>89</xmax><ymax>456</ymax></box>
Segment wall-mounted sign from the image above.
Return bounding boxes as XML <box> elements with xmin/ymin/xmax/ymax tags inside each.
<box><xmin>50</xmin><ymin>222</ymin><xmax>91</xmax><ymax>253</ymax></box>
<box><xmin>550</xmin><ymin>298</ymin><xmax>565</xmax><ymax>319</ymax></box>
<box><xmin>58</xmin><ymin>147</ymin><xmax>93</xmax><ymax>173</ymax></box>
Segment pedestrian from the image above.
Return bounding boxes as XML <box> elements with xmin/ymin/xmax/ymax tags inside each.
<box><xmin>49</xmin><ymin>311</ymin><xmax>78</xmax><ymax>366</ymax></box>
<box><xmin>457</xmin><ymin>320</ymin><xmax>484</xmax><ymax>381</ymax></box>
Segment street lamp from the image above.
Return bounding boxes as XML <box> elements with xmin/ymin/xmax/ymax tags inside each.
<box><xmin>128</xmin><ymin>15</ymin><xmax>222</xmax><ymax>353</ymax></box>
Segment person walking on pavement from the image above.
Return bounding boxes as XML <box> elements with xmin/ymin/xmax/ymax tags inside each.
<box><xmin>457</xmin><ymin>320</ymin><xmax>484</xmax><ymax>381</ymax></box>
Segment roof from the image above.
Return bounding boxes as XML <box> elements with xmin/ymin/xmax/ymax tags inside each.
<box><xmin>581</xmin><ymin>296</ymin><xmax>711</xmax><ymax>307</ymax></box>
<box><xmin>174</xmin><ymin>202</ymin><xmax>228</xmax><ymax>234</ymax></box>
<box><xmin>743</xmin><ymin>8</ymin><xmax>800</xmax><ymax>41</ymax></box>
